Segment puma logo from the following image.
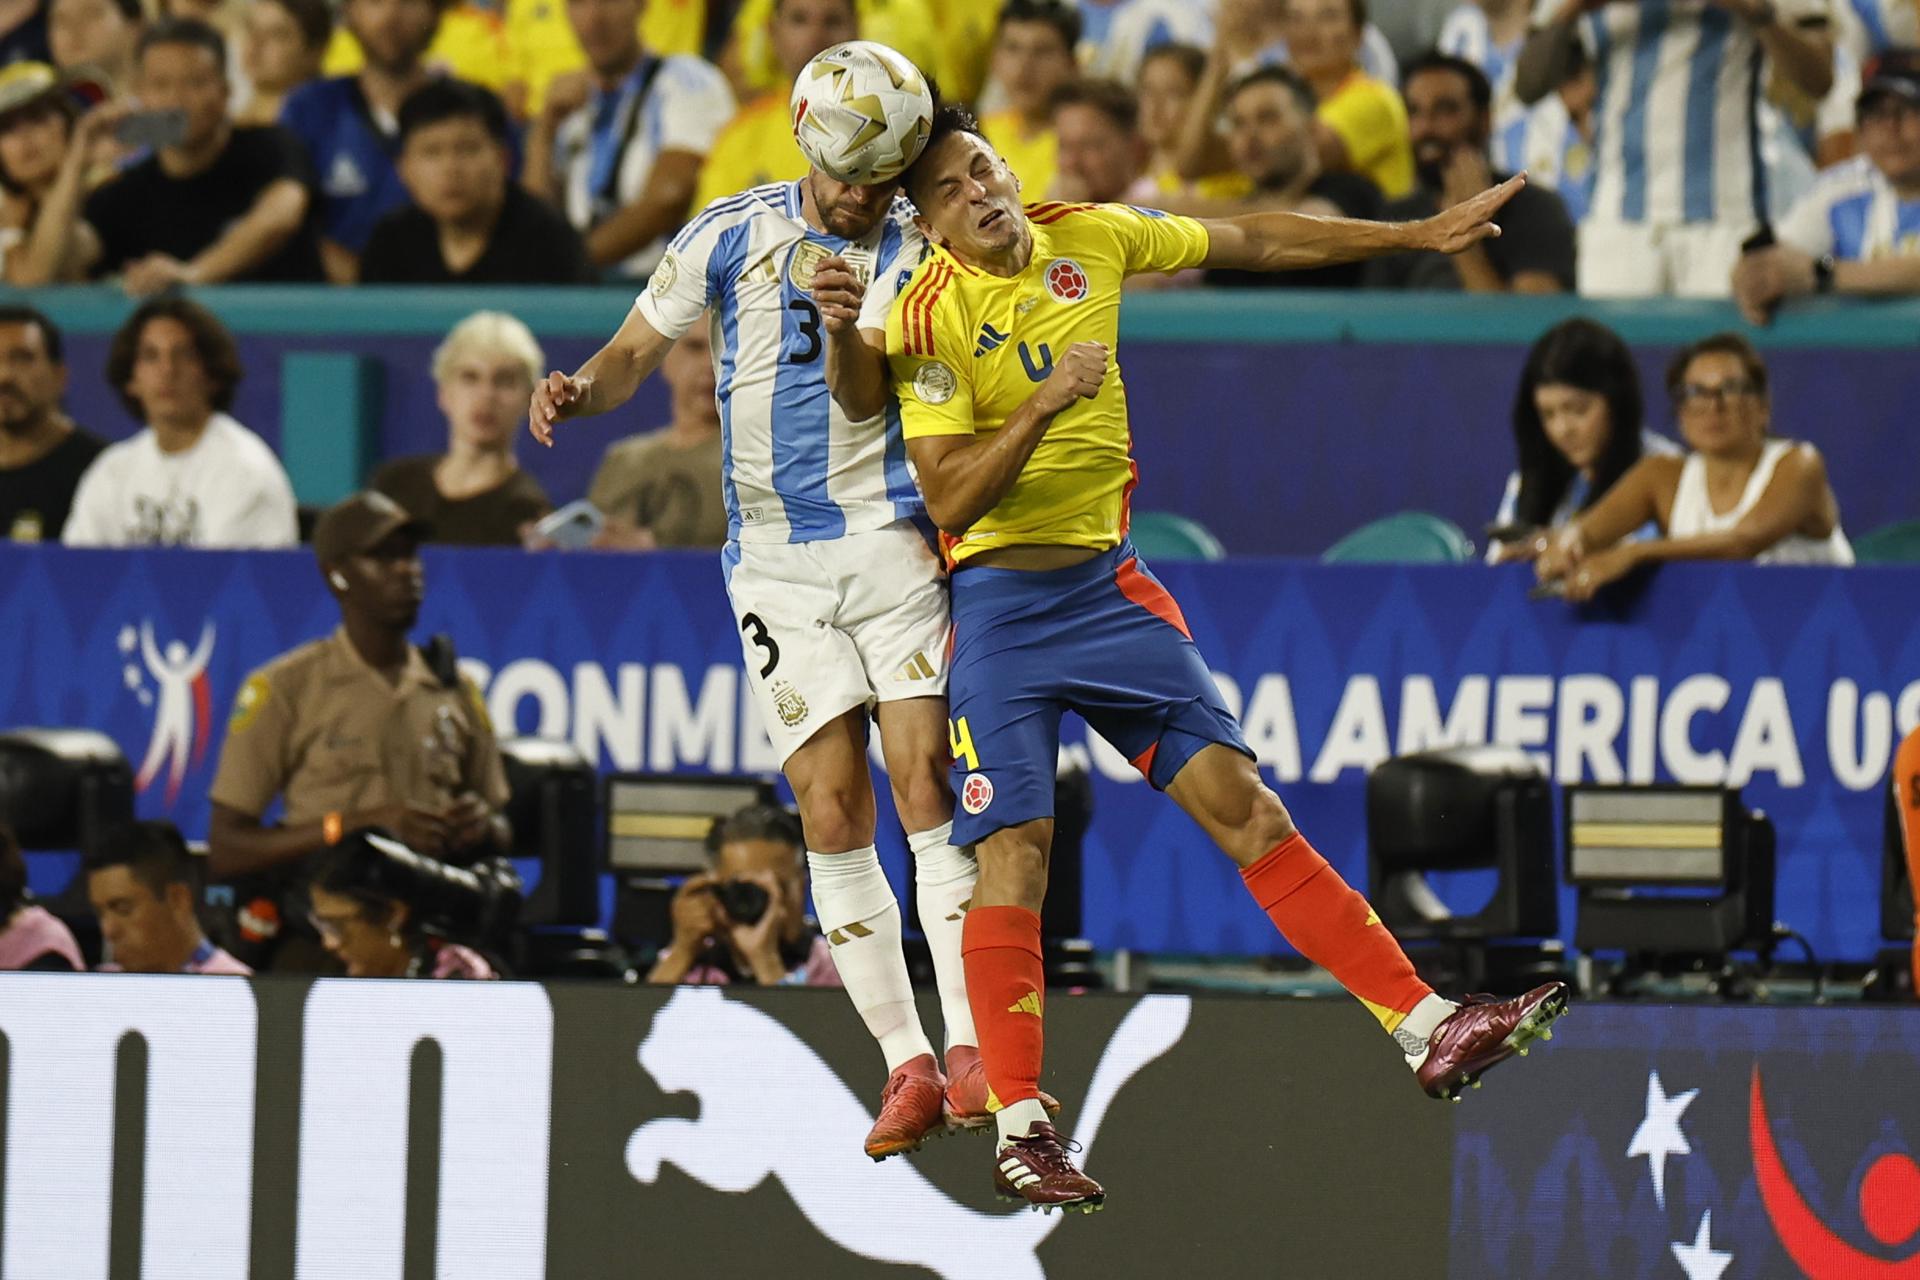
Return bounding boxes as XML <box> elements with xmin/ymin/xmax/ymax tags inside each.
<box><xmin>1007</xmin><ymin>990</ymin><xmax>1043</xmax><ymax>1018</ymax></box>
<box><xmin>626</xmin><ymin>988</ymin><xmax>1191</xmax><ymax>1279</ymax></box>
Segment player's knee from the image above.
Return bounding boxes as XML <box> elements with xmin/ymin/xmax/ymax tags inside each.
<box><xmin>892</xmin><ymin>761</ymin><xmax>953</xmax><ymax>831</ymax></box>
<box><xmin>976</xmin><ymin>821</ymin><xmax>1051</xmax><ymax>905</ymax></box>
<box><xmin>1221</xmin><ymin>785</ymin><xmax>1297</xmax><ymax>867</ymax></box>
<box><xmin>795</xmin><ymin>783</ymin><xmax>872</xmax><ymax>853</ymax></box>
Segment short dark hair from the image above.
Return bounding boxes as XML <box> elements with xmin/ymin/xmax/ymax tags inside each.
<box><xmin>1666</xmin><ymin>331</ymin><xmax>1769</xmax><ymax>400</ymax></box>
<box><xmin>106</xmin><ymin>296</ymin><xmax>243</xmax><ymax>421</ymax></box>
<box><xmin>1227</xmin><ymin>63</ymin><xmax>1317</xmax><ymax>116</ymax></box>
<box><xmin>1139</xmin><ymin>41</ymin><xmax>1206</xmax><ymax>86</ymax></box>
<box><xmin>0</xmin><ymin>824</ymin><xmax>25</xmax><ymax>919</ymax></box>
<box><xmin>398</xmin><ymin>79</ymin><xmax>511</xmax><ymax>149</ymax></box>
<box><xmin>84</xmin><ymin>820</ymin><xmax>196</xmax><ymax>900</ymax></box>
<box><xmin>1402</xmin><ymin>50</ymin><xmax>1493</xmax><ymax>115</ymax></box>
<box><xmin>261</xmin><ymin>0</ymin><xmax>335</xmax><ymax>53</ymax></box>
<box><xmin>137</xmin><ymin>17</ymin><xmax>228</xmax><ymax>76</ymax></box>
<box><xmin>1051</xmin><ymin>77</ymin><xmax>1138</xmax><ymax>133</ymax></box>
<box><xmin>996</xmin><ymin>0</ymin><xmax>1081</xmax><ymax>53</ymax></box>
<box><xmin>0</xmin><ymin>304</ymin><xmax>63</xmax><ymax>363</ymax></box>
<box><xmin>902</xmin><ymin>102</ymin><xmax>986</xmax><ymax>205</ymax></box>
<box><xmin>708</xmin><ymin>803</ymin><xmax>805</xmax><ymax>857</ymax></box>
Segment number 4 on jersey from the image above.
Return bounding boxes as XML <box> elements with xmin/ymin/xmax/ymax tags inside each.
<box><xmin>949</xmin><ymin>716</ymin><xmax>979</xmax><ymax>771</ymax></box>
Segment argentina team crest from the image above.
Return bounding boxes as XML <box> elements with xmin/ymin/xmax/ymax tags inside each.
<box><xmin>1044</xmin><ymin>259</ymin><xmax>1089</xmax><ymax>303</ymax></box>
<box><xmin>771</xmin><ymin>679</ymin><xmax>809</xmax><ymax>728</ymax></box>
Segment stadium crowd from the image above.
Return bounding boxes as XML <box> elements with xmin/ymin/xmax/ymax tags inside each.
<box><xmin>0</xmin><ymin>0</ymin><xmax>1908</xmax><ymax>980</ymax></box>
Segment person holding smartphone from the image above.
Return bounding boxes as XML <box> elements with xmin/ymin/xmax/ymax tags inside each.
<box><xmin>20</xmin><ymin>17</ymin><xmax>323</xmax><ymax>289</ymax></box>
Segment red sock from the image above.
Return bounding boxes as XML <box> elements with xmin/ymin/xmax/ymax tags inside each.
<box><xmin>962</xmin><ymin>906</ymin><xmax>1045</xmax><ymax>1109</ymax></box>
<box><xmin>1241</xmin><ymin>833</ymin><xmax>1433</xmax><ymax>1031</ymax></box>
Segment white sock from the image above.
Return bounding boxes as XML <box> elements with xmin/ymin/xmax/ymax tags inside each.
<box><xmin>995</xmin><ymin>1098</ymin><xmax>1052</xmax><ymax>1148</ymax></box>
<box><xmin>808</xmin><ymin>846</ymin><xmax>934</xmax><ymax>1073</ymax></box>
<box><xmin>909</xmin><ymin>822</ymin><xmax>979</xmax><ymax>1054</ymax></box>
<box><xmin>1397</xmin><ymin>993</ymin><xmax>1460</xmax><ymax>1069</ymax></box>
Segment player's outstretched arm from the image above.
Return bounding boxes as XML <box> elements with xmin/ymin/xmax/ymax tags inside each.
<box><xmin>908</xmin><ymin>342</ymin><xmax>1109</xmax><ymax>535</ymax></box>
<box><xmin>1198</xmin><ymin>174</ymin><xmax>1527</xmax><ymax>273</ymax></box>
<box><xmin>528</xmin><ymin>308</ymin><xmax>676</xmax><ymax>447</ymax></box>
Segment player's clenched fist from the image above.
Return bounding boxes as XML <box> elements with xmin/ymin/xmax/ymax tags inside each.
<box><xmin>1036</xmin><ymin>341</ymin><xmax>1109</xmax><ymax>415</ymax></box>
<box><xmin>529</xmin><ymin>370</ymin><xmax>592</xmax><ymax>447</ymax></box>
<box><xmin>811</xmin><ymin>256</ymin><xmax>865</xmax><ymax>334</ymax></box>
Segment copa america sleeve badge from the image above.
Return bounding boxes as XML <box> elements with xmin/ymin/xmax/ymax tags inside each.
<box><xmin>649</xmin><ymin>252</ymin><xmax>679</xmax><ymax>297</ymax></box>
<box><xmin>913</xmin><ymin>361</ymin><xmax>957</xmax><ymax>405</ymax></box>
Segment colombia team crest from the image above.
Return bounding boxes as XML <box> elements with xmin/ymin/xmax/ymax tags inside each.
<box><xmin>961</xmin><ymin>772</ymin><xmax>994</xmax><ymax>814</ymax></box>
<box><xmin>1044</xmin><ymin>259</ymin><xmax>1089</xmax><ymax>303</ymax></box>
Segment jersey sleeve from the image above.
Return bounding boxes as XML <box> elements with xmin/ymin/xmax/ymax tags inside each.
<box><xmin>1087</xmin><ymin>202</ymin><xmax>1211</xmax><ymax>276</ymax></box>
<box><xmin>886</xmin><ymin>262</ymin><xmax>977</xmax><ymax>439</ymax></box>
<box><xmin>1777</xmin><ymin>183</ymin><xmax>1837</xmax><ymax>257</ymax></box>
<box><xmin>655</xmin><ymin>56</ymin><xmax>737</xmax><ymax>155</ymax></box>
<box><xmin>633</xmin><ymin>198</ymin><xmax>734</xmax><ymax>338</ymax></box>
<box><xmin>858</xmin><ymin>220</ymin><xmax>929</xmax><ymax>333</ymax></box>
<box><xmin>209</xmin><ymin>668</ymin><xmax>294</xmax><ymax>818</ymax></box>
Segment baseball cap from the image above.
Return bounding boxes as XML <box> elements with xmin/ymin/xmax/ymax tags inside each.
<box><xmin>311</xmin><ymin>491</ymin><xmax>428</xmax><ymax>565</ymax></box>
<box><xmin>1859</xmin><ymin>50</ymin><xmax>1920</xmax><ymax>112</ymax></box>
<box><xmin>0</xmin><ymin>64</ymin><xmax>66</xmax><ymax>125</ymax></box>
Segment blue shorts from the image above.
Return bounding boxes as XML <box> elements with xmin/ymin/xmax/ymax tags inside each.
<box><xmin>946</xmin><ymin>540</ymin><xmax>1252</xmax><ymax>845</ymax></box>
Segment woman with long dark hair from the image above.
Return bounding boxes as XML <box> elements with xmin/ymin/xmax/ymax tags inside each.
<box><xmin>1489</xmin><ymin>317</ymin><xmax>1678</xmax><ymax>562</ymax></box>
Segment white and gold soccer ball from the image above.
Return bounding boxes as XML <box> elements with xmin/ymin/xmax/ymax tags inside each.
<box><xmin>789</xmin><ymin>41</ymin><xmax>934</xmax><ymax>185</ymax></box>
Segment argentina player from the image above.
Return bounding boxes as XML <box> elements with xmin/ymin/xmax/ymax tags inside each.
<box><xmin>529</xmin><ymin>45</ymin><xmax>1028</xmax><ymax>1161</ymax></box>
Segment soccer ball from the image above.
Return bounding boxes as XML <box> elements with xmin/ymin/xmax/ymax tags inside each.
<box><xmin>790</xmin><ymin>41</ymin><xmax>934</xmax><ymax>185</ymax></box>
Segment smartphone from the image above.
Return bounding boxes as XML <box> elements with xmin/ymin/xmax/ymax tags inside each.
<box><xmin>532</xmin><ymin>499</ymin><xmax>604</xmax><ymax>550</ymax></box>
<box><xmin>114</xmin><ymin>109</ymin><xmax>188</xmax><ymax>150</ymax></box>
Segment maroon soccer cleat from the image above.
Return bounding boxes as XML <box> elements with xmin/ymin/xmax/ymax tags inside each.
<box><xmin>865</xmin><ymin>1053</ymin><xmax>947</xmax><ymax>1160</ymax></box>
<box><xmin>1416</xmin><ymin>982</ymin><xmax>1569</xmax><ymax>1102</ymax></box>
<box><xmin>942</xmin><ymin>1046</ymin><xmax>1062</xmax><ymax>1132</ymax></box>
<box><xmin>993</xmin><ymin>1123</ymin><xmax>1105</xmax><ymax>1214</ymax></box>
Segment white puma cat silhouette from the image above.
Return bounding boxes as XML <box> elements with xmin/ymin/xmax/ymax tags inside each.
<box><xmin>626</xmin><ymin>988</ymin><xmax>1192</xmax><ymax>1280</ymax></box>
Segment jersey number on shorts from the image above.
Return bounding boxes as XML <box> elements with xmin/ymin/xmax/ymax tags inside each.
<box><xmin>787</xmin><ymin>300</ymin><xmax>823</xmax><ymax>364</ymax></box>
<box><xmin>741</xmin><ymin>613</ymin><xmax>780</xmax><ymax>677</ymax></box>
<box><xmin>949</xmin><ymin>716</ymin><xmax>979</xmax><ymax>771</ymax></box>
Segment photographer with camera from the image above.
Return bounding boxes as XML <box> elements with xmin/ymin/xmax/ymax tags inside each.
<box><xmin>307</xmin><ymin>829</ymin><xmax>512</xmax><ymax>979</ymax></box>
<box><xmin>647</xmin><ymin>803</ymin><xmax>840</xmax><ymax>989</ymax></box>
<box><xmin>207</xmin><ymin>490</ymin><xmax>512</xmax><ymax>970</ymax></box>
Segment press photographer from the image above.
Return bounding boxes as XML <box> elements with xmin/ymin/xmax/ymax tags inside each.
<box><xmin>647</xmin><ymin>803</ymin><xmax>839</xmax><ymax>988</ymax></box>
<box><xmin>307</xmin><ymin>828</ymin><xmax>516</xmax><ymax>979</ymax></box>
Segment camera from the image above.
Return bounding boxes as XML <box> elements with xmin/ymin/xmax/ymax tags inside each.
<box><xmin>333</xmin><ymin>830</ymin><xmax>523</xmax><ymax>943</ymax></box>
<box><xmin>706</xmin><ymin>878</ymin><xmax>770</xmax><ymax>927</ymax></box>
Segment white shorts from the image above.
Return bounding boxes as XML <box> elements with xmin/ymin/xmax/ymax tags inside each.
<box><xmin>1577</xmin><ymin>219</ymin><xmax>1755</xmax><ymax>299</ymax></box>
<box><xmin>725</xmin><ymin>521</ymin><xmax>951</xmax><ymax>765</ymax></box>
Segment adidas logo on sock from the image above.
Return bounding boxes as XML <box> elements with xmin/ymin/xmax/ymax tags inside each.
<box><xmin>827</xmin><ymin>921</ymin><xmax>874</xmax><ymax>946</ymax></box>
<box><xmin>1007</xmin><ymin>990</ymin><xmax>1043</xmax><ymax>1018</ymax></box>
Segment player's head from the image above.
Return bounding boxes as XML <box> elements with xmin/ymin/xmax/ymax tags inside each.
<box><xmin>804</xmin><ymin>166</ymin><xmax>903</xmax><ymax>240</ymax></box>
<box><xmin>85</xmin><ymin>820</ymin><xmax>202</xmax><ymax>973</ymax></box>
<box><xmin>902</xmin><ymin>104</ymin><xmax>1026</xmax><ymax>260</ymax></box>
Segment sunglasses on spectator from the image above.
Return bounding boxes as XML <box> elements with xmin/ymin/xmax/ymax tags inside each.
<box><xmin>1675</xmin><ymin>380</ymin><xmax>1759</xmax><ymax>410</ymax></box>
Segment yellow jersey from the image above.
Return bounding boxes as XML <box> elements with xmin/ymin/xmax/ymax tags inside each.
<box><xmin>322</xmin><ymin>8</ymin><xmax>509</xmax><ymax>91</ymax></box>
<box><xmin>887</xmin><ymin>202</ymin><xmax>1211</xmax><ymax>564</ymax></box>
<box><xmin>691</xmin><ymin>91</ymin><xmax>807</xmax><ymax>210</ymax></box>
<box><xmin>981</xmin><ymin>111</ymin><xmax>1059</xmax><ymax>201</ymax></box>
<box><xmin>1317</xmin><ymin>70</ymin><xmax>1414</xmax><ymax>199</ymax></box>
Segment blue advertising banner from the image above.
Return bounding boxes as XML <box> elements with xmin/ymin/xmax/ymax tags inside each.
<box><xmin>3</xmin><ymin>546</ymin><xmax>1915</xmax><ymax>961</ymax></box>
<box><xmin>1451</xmin><ymin>1004</ymin><xmax>1920</xmax><ymax>1279</ymax></box>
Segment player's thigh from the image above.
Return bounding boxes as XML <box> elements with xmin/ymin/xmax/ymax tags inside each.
<box><xmin>726</xmin><ymin>544</ymin><xmax>872</xmax><ymax>769</ymax></box>
<box><xmin>1670</xmin><ymin>222</ymin><xmax>1751</xmax><ymax>299</ymax></box>
<box><xmin>1163</xmin><ymin>744</ymin><xmax>1297</xmax><ymax>867</ymax></box>
<box><xmin>946</xmin><ymin>654</ymin><xmax>1065</xmax><ymax>850</ymax></box>
<box><xmin>1576</xmin><ymin>219</ymin><xmax>1666</xmax><ymax>297</ymax></box>
<box><xmin>834</xmin><ymin>523</ymin><xmax>952</xmax><ymax>706</ymax></box>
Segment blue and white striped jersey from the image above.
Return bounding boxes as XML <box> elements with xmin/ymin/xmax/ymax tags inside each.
<box><xmin>1540</xmin><ymin>0</ymin><xmax>1832</xmax><ymax>227</ymax></box>
<box><xmin>1439</xmin><ymin>4</ymin><xmax>1528</xmax><ymax>126</ymax></box>
<box><xmin>636</xmin><ymin>181</ymin><xmax>929</xmax><ymax>545</ymax></box>
<box><xmin>1779</xmin><ymin>154</ymin><xmax>1920</xmax><ymax>260</ymax></box>
<box><xmin>1497</xmin><ymin>93</ymin><xmax>1597</xmax><ymax>223</ymax></box>
<box><xmin>1837</xmin><ymin>0</ymin><xmax>1918</xmax><ymax>53</ymax></box>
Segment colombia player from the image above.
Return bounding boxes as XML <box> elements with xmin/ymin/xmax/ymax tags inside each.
<box><xmin>886</xmin><ymin>107</ymin><xmax>1570</xmax><ymax>1211</ymax></box>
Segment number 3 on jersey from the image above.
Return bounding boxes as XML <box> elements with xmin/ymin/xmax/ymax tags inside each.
<box><xmin>949</xmin><ymin>716</ymin><xmax>979</xmax><ymax>771</ymax></box>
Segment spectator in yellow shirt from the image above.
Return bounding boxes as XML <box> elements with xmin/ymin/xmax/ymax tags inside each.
<box><xmin>1283</xmin><ymin>0</ymin><xmax>1413</xmax><ymax>197</ymax></box>
<box><xmin>980</xmin><ymin>0</ymin><xmax>1080</xmax><ymax>200</ymax></box>
<box><xmin>500</xmin><ymin>0</ymin><xmax>700</xmax><ymax>119</ymax></box>
<box><xmin>725</xmin><ymin>0</ymin><xmax>941</xmax><ymax>102</ymax></box>
<box><xmin>322</xmin><ymin>1</ymin><xmax>509</xmax><ymax>97</ymax></box>
<box><xmin>691</xmin><ymin>0</ymin><xmax>854</xmax><ymax>210</ymax></box>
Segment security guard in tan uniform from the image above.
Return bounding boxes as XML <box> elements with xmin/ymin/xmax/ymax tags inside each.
<box><xmin>207</xmin><ymin>491</ymin><xmax>512</xmax><ymax>968</ymax></box>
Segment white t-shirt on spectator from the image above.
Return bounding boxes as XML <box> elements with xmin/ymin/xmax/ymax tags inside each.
<box><xmin>1541</xmin><ymin>0</ymin><xmax>1832</xmax><ymax>229</ymax></box>
<box><xmin>1083</xmin><ymin>0</ymin><xmax>1217</xmax><ymax>83</ymax></box>
<box><xmin>1778</xmin><ymin>153</ymin><xmax>1920</xmax><ymax>260</ymax></box>
<box><xmin>1667</xmin><ymin>439</ymin><xmax>1854</xmax><ymax>564</ymax></box>
<box><xmin>553</xmin><ymin>54</ymin><xmax>735</xmax><ymax>279</ymax></box>
<box><xmin>62</xmin><ymin>413</ymin><xmax>298</xmax><ymax>549</ymax></box>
